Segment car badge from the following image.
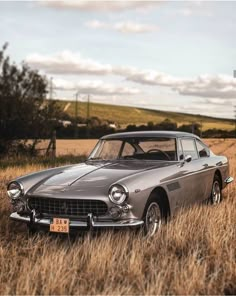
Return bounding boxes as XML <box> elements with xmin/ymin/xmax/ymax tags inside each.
<box><xmin>61</xmin><ymin>202</ymin><xmax>68</xmax><ymax>213</ymax></box>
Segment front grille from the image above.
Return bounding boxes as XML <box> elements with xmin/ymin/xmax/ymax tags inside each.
<box><xmin>28</xmin><ymin>197</ymin><xmax>108</xmax><ymax>217</ymax></box>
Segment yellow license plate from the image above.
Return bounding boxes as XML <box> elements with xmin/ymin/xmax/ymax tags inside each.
<box><xmin>50</xmin><ymin>218</ymin><xmax>70</xmax><ymax>233</ymax></box>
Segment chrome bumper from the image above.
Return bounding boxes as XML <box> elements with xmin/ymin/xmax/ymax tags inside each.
<box><xmin>10</xmin><ymin>212</ymin><xmax>144</xmax><ymax>229</ymax></box>
<box><xmin>224</xmin><ymin>176</ymin><xmax>234</xmax><ymax>184</ymax></box>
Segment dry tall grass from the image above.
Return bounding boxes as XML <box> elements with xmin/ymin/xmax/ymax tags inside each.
<box><xmin>0</xmin><ymin>140</ymin><xmax>235</xmax><ymax>295</ymax></box>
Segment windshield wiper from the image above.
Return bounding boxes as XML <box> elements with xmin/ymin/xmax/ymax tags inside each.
<box><xmin>88</xmin><ymin>157</ymin><xmax>105</xmax><ymax>161</ymax></box>
<box><xmin>119</xmin><ymin>156</ymin><xmax>137</xmax><ymax>160</ymax></box>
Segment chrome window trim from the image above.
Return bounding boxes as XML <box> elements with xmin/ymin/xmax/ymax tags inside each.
<box><xmin>195</xmin><ymin>139</ymin><xmax>210</xmax><ymax>158</ymax></box>
<box><xmin>177</xmin><ymin>138</ymin><xmax>184</xmax><ymax>161</ymax></box>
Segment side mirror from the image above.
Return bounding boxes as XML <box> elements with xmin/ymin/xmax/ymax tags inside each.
<box><xmin>184</xmin><ymin>155</ymin><xmax>192</xmax><ymax>163</ymax></box>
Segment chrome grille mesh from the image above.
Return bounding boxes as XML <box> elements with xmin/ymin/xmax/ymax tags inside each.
<box><xmin>28</xmin><ymin>197</ymin><xmax>108</xmax><ymax>217</ymax></box>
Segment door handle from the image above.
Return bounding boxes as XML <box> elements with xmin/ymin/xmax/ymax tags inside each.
<box><xmin>203</xmin><ymin>163</ymin><xmax>208</xmax><ymax>168</ymax></box>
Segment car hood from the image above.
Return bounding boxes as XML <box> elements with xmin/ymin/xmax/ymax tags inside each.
<box><xmin>27</xmin><ymin>160</ymin><xmax>175</xmax><ymax>197</ymax></box>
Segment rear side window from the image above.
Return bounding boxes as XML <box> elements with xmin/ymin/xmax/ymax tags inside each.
<box><xmin>196</xmin><ymin>140</ymin><xmax>209</xmax><ymax>158</ymax></box>
<box><xmin>181</xmin><ymin>139</ymin><xmax>198</xmax><ymax>160</ymax></box>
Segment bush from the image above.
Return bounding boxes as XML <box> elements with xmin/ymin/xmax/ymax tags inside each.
<box><xmin>0</xmin><ymin>43</ymin><xmax>62</xmax><ymax>155</ymax></box>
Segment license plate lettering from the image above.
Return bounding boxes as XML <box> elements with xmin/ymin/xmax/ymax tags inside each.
<box><xmin>50</xmin><ymin>218</ymin><xmax>69</xmax><ymax>233</ymax></box>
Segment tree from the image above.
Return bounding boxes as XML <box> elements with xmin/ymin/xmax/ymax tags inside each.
<box><xmin>157</xmin><ymin>119</ymin><xmax>177</xmax><ymax>131</ymax></box>
<box><xmin>178</xmin><ymin>123</ymin><xmax>201</xmax><ymax>136</ymax></box>
<box><xmin>0</xmin><ymin>43</ymin><xmax>62</xmax><ymax>155</ymax></box>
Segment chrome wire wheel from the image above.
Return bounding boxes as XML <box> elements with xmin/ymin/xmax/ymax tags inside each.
<box><xmin>211</xmin><ymin>180</ymin><xmax>221</xmax><ymax>205</ymax></box>
<box><xmin>145</xmin><ymin>202</ymin><xmax>161</xmax><ymax>237</ymax></box>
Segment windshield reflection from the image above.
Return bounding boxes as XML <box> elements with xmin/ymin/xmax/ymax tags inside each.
<box><xmin>88</xmin><ymin>137</ymin><xmax>177</xmax><ymax>161</ymax></box>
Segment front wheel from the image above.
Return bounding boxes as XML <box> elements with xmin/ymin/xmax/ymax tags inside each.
<box><xmin>27</xmin><ymin>224</ymin><xmax>37</xmax><ymax>236</ymax></box>
<box><xmin>210</xmin><ymin>175</ymin><xmax>222</xmax><ymax>205</ymax></box>
<box><xmin>143</xmin><ymin>201</ymin><xmax>162</xmax><ymax>237</ymax></box>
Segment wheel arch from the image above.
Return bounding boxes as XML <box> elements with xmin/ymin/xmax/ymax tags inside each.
<box><xmin>214</xmin><ymin>169</ymin><xmax>222</xmax><ymax>189</ymax></box>
<box><xmin>144</xmin><ymin>186</ymin><xmax>171</xmax><ymax>220</ymax></box>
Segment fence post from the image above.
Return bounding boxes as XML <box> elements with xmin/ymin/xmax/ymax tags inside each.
<box><xmin>52</xmin><ymin>130</ymin><xmax>56</xmax><ymax>157</ymax></box>
<box><xmin>46</xmin><ymin>130</ymin><xmax>57</xmax><ymax>157</ymax></box>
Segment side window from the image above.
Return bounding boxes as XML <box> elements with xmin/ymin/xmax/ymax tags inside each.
<box><xmin>177</xmin><ymin>139</ymin><xmax>184</xmax><ymax>160</ymax></box>
<box><xmin>196</xmin><ymin>140</ymin><xmax>209</xmax><ymax>158</ymax></box>
<box><xmin>181</xmin><ymin>139</ymin><xmax>198</xmax><ymax>160</ymax></box>
<box><xmin>121</xmin><ymin>142</ymin><xmax>135</xmax><ymax>157</ymax></box>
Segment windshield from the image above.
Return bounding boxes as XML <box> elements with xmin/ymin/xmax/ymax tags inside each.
<box><xmin>89</xmin><ymin>137</ymin><xmax>177</xmax><ymax>161</ymax></box>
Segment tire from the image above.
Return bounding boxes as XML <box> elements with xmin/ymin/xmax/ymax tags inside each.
<box><xmin>27</xmin><ymin>224</ymin><xmax>37</xmax><ymax>236</ymax></box>
<box><xmin>142</xmin><ymin>198</ymin><xmax>162</xmax><ymax>237</ymax></box>
<box><xmin>210</xmin><ymin>175</ymin><xmax>222</xmax><ymax>205</ymax></box>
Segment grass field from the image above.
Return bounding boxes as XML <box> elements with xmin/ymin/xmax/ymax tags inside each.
<box><xmin>0</xmin><ymin>139</ymin><xmax>235</xmax><ymax>295</ymax></box>
<box><xmin>57</xmin><ymin>100</ymin><xmax>235</xmax><ymax>131</ymax></box>
<box><xmin>56</xmin><ymin>139</ymin><xmax>98</xmax><ymax>156</ymax></box>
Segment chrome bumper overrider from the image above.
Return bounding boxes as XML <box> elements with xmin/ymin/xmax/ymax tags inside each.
<box><xmin>10</xmin><ymin>212</ymin><xmax>144</xmax><ymax>229</ymax></box>
<box><xmin>224</xmin><ymin>176</ymin><xmax>234</xmax><ymax>184</ymax></box>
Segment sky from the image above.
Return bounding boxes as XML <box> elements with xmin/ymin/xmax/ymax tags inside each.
<box><xmin>0</xmin><ymin>0</ymin><xmax>236</xmax><ymax>119</ymax></box>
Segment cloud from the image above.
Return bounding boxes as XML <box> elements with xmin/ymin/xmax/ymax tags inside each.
<box><xmin>203</xmin><ymin>98</ymin><xmax>236</xmax><ymax>105</ymax></box>
<box><xmin>168</xmin><ymin>2</ymin><xmax>212</xmax><ymax>18</ymax></box>
<box><xmin>124</xmin><ymin>69</ymin><xmax>181</xmax><ymax>87</ymax></box>
<box><xmin>176</xmin><ymin>8</ymin><xmax>193</xmax><ymax>17</ymax></box>
<box><xmin>173</xmin><ymin>75</ymin><xmax>236</xmax><ymax>99</ymax></box>
<box><xmin>53</xmin><ymin>78</ymin><xmax>141</xmax><ymax>96</ymax></box>
<box><xmin>41</xmin><ymin>1</ymin><xmax>158</xmax><ymax>12</ymax></box>
<box><xmin>26</xmin><ymin>51</ymin><xmax>112</xmax><ymax>75</ymax></box>
<box><xmin>85</xmin><ymin>20</ymin><xmax>158</xmax><ymax>33</ymax></box>
<box><xmin>180</xmin><ymin>103</ymin><xmax>234</xmax><ymax>119</ymax></box>
<box><xmin>114</xmin><ymin>21</ymin><xmax>158</xmax><ymax>33</ymax></box>
<box><xmin>26</xmin><ymin>50</ymin><xmax>236</xmax><ymax>99</ymax></box>
<box><xmin>85</xmin><ymin>20</ymin><xmax>107</xmax><ymax>29</ymax></box>
<box><xmin>124</xmin><ymin>71</ymin><xmax>236</xmax><ymax>99</ymax></box>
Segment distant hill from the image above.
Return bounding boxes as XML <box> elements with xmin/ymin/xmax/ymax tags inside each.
<box><xmin>56</xmin><ymin>100</ymin><xmax>234</xmax><ymax>132</ymax></box>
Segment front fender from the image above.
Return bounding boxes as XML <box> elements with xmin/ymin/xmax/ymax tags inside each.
<box><xmin>9</xmin><ymin>165</ymin><xmax>73</xmax><ymax>195</ymax></box>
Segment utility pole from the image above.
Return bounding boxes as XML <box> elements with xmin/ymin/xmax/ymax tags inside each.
<box><xmin>191</xmin><ymin>122</ymin><xmax>195</xmax><ymax>134</ymax></box>
<box><xmin>47</xmin><ymin>77</ymin><xmax>55</xmax><ymax>156</ymax></box>
<box><xmin>86</xmin><ymin>94</ymin><xmax>90</xmax><ymax>139</ymax></box>
<box><xmin>49</xmin><ymin>77</ymin><xmax>53</xmax><ymax>100</ymax></box>
<box><xmin>47</xmin><ymin>77</ymin><xmax>53</xmax><ymax>114</ymax></box>
<box><xmin>200</xmin><ymin>120</ymin><xmax>203</xmax><ymax>138</ymax></box>
<box><xmin>87</xmin><ymin>94</ymin><xmax>90</xmax><ymax>119</ymax></box>
<box><xmin>74</xmin><ymin>91</ymin><xmax>79</xmax><ymax>139</ymax></box>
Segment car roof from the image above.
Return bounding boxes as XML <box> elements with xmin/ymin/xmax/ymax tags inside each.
<box><xmin>101</xmin><ymin>131</ymin><xmax>201</xmax><ymax>140</ymax></box>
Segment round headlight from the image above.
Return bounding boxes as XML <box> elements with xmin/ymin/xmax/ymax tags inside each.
<box><xmin>7</xmin><ymin>182</ymin><xmax>23</xmax><ymax>200</ymax></box>
<box><xmin>108</xmin><ymin>184</ymin><xmax>128</xmax><ymax>205</ymax></box>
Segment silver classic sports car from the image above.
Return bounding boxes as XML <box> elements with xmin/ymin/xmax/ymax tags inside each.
<box><xmin>7</xmin><ymin>131</ymin><xmax>233</xmax><ymax>236</ymax></box>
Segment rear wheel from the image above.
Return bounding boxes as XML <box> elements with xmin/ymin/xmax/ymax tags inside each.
<box><xmin>143</xmin><ymin>200</ymin><xmax>162</xmax><ymax>236</ymax></box>
<box><xmin>210</xmin><ymin>175</ymin><xmax>222</xmax><ymax>205</ymax></box>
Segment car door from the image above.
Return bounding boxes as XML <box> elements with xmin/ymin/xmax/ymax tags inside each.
<box><xmin>177</xmin><ymin>137</ymin><xmax>205</xmax><ymax>205</ymax></box>
<box><xmin>195</xmin><ymin>139</ymin><xmax>213</xmax><ymax>201</ymax></box>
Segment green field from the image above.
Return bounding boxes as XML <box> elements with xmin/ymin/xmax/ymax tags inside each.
<box><xmin>56</xmin><ymin>100</ymin><xmax>234</xmax><ymax>131</ymax></box>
